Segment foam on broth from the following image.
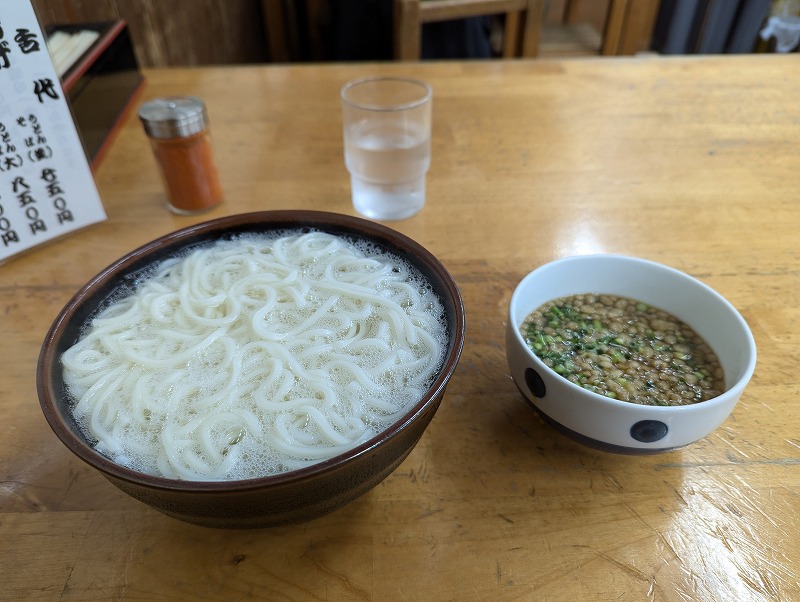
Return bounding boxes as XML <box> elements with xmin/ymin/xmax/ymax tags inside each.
<box><xmin>62</xmin><ymin>230</ymin><xmax>449</xmax><ymax>481</ymax></box>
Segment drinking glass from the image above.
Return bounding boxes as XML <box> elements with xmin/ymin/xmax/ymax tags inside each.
<box><xmin>341</xmin><ymin>77</ymin><xmax>432</xmax><ymax>220</ymax></box>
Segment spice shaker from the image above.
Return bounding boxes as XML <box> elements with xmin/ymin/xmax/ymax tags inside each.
<box><xmin>139</xmin><ymin>96</ymin><xmax>223</xmax><ymax>215</ymax></box>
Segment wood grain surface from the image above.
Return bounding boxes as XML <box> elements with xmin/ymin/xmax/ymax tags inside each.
<box><xmin>2</xmin><ymin>55</ymin><xmax>799</xmax><ymax>600</ymax></box>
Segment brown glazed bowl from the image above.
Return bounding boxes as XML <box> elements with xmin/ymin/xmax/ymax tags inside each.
<box><xmin>37</xmin><ymin>211</ymin><xmax>465</xmax><ymax>528</ymax></box>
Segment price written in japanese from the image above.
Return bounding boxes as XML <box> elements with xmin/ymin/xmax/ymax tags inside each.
<box><xmin>0</xmin><ymin>1</ymin><xmax>106</xmax><ymax>263</ymax></box>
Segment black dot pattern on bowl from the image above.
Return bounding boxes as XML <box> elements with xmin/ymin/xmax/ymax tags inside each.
<box><xmin>524</xmin><ymin>368</ymin><xmax>546</xmax><ymax>398</ymax></box>
<box><xmin>630</xmin><ymin>420</ymin><xmax>668</xmax><ymax>443</ymax></box>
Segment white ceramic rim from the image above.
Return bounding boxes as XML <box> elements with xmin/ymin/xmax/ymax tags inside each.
<box><xmin>509</xmin><ymin>254</ymin><xmax>758</xmax><ymax>416</ymax></box>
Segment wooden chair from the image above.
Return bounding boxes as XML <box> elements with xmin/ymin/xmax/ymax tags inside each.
<box><xmin>393</xmin><ymin>0</ymin><xmax>546</xmax><ymax>60</ymax></box>
<box><xmin>542</xmin><ymin>0</ymin><xmax>661</xmax><ymax>56</ymax></box>
<box><xmin>393</xmin><ymin>0</ymin><xmax>660</xmax><ymax>60</ymax></box>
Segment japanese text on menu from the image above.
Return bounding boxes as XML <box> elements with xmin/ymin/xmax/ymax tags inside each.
<box><xmin>0</xmin><ymin>0</ymin><xmax>106</xmax><ymax>263</ymax></box>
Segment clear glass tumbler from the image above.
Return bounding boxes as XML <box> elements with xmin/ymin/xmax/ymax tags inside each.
<box><xmin>341</xmin><ymin>77</ymin><xmax>432</xmax><ymax>220</ymax></box>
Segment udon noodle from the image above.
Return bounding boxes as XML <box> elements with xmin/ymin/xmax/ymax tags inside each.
<box><xmin>62</xmin><ymin>231</ymin><xmax>448</xmax><ymax>481</ymax></box>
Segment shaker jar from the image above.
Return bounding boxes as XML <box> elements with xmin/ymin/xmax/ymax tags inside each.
<box><xmin>138</xmin><ymin>96</ymin><xmax>224</xmax><ymax>215</ymax></box>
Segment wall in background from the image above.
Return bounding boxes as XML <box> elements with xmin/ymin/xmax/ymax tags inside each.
<box><xmin>32</xmin><ymin>0</ymin><xmax>269</xmax><ymax>66</ymax></box>
<box><xmin>31</xmin><ymin>0</ymin><xmax>670</xmax><ymax>67</ymax></box>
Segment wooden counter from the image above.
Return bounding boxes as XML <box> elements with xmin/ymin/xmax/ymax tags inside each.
<box><xmin>3</xmin><ymin>55</ymin><xmax>799</xmax><ymax>600</ymax></box>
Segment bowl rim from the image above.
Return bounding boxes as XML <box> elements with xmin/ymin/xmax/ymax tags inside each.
<box><xmin>37</xmin><ymin>210</ymin><xmax>466</xmax><ymax>493</ymax></box>
<box><xmin>508</xmin><ymin>253</ymin><xmax>757</xmax><ymax>414</ymax></box>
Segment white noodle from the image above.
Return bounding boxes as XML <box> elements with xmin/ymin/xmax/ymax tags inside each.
<box><xmin>62</xmin><ymin>231</ymin><xmax>447</xmax><ymax>481</ymax></box>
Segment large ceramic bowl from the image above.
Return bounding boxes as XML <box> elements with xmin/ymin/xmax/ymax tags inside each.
<box><xmin>38</xmin><ymin>211</ymin><xmax>465</xmax><ymax>528</ymax></box>
<box><xmin>506</xmin><ymin>254</ymin><xmax>756</xmax><ymax>454</ymax></box>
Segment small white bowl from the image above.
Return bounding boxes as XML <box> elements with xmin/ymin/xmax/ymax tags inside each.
<box><xmin>505</xmin><ymin>255</ymin><xmax>757</xmax><ymax>454</ymax></box>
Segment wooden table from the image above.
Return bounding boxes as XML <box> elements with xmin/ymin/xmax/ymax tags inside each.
<box><xmin>3</xmin><ymin>55</ymin><xmax>798</xmax><ymax>600</ymax></box>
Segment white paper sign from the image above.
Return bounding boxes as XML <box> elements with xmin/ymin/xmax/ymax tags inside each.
<box><xmin>0</xmin><ymin>0</ymin><xmax>106</xmax><ymax>263</ymax></box>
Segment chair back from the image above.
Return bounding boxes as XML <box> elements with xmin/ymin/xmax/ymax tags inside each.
<box><xmin>393</xmin><ymin>0</ymin><xmax>661</xmax><ymax>59</ymax></box>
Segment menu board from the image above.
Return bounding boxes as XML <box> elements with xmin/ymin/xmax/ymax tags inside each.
<box><xmin>0</xmin><ymin>0</ymin><xmax>106</xmax><ymax>263</ymax></box>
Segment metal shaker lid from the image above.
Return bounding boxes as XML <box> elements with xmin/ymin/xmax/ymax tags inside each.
<box><xmin>138</xmin><ymin>96</ymin><xmax>209</xmax><ymax>139</ymax></box>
